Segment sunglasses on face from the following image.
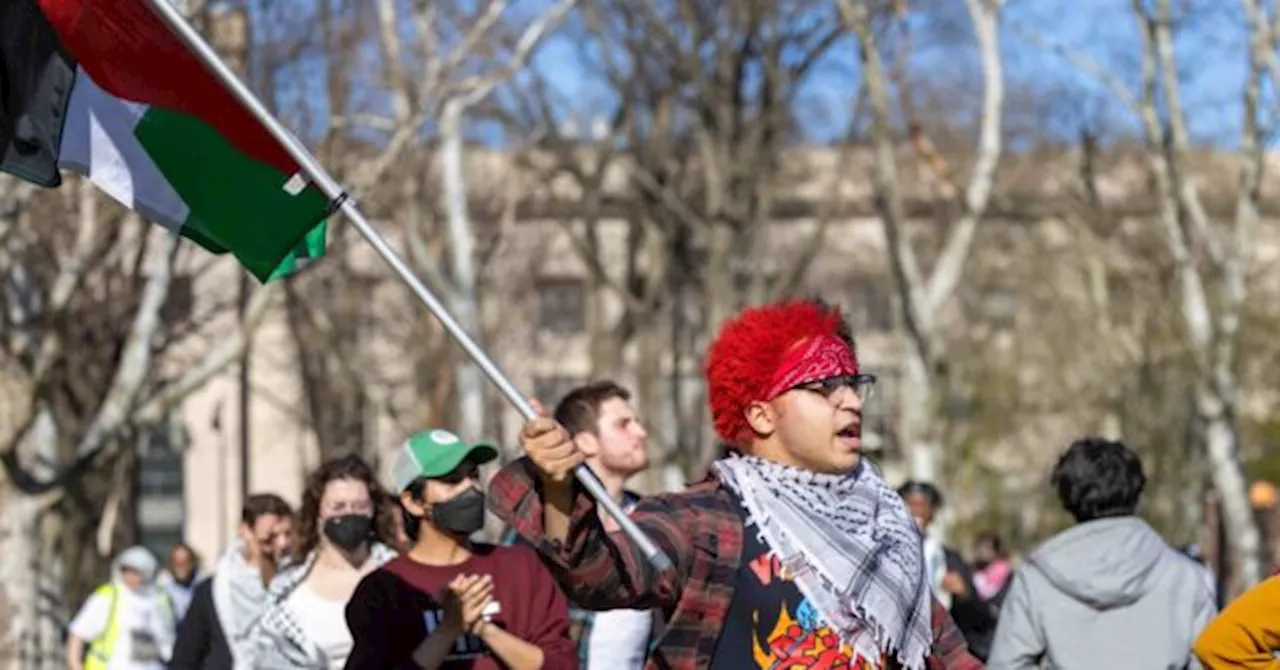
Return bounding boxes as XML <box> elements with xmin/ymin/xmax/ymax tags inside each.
<box><xmin>793</xmin><ymin>373</ymin><xmax>877</xmax><ymax>403</ymax></box>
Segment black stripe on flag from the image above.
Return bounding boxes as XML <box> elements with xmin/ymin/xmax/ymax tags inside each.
<box><xmin>0</xmin><ymin>0</ymin><xmax>76</xmax><ymax>188</ymax></box>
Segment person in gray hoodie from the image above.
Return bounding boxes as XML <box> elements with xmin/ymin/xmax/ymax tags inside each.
<box><xmin>987</xmin><ymin>437</ymin><xmax>1216</xmax><ymax>669</ymax></box>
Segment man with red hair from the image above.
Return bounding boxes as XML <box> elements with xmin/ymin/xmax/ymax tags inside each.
<box><xmin>489</xmin><ymin>299</ymin><xmax>981</xmax><ymax>670</ymax></box>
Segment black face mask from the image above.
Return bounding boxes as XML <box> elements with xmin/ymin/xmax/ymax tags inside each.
<box><xmin>431</xmin><ymin>488</ymin><xmax>487</xmax><ymax>536</ymax></box>
<box><xmin>323</xmin><ymin>514</ymin><xmax>373</xmax><ymax>551</ymax></box>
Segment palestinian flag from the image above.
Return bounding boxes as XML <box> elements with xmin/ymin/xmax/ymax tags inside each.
<box><xmin>0</xmin><ymin>0</ymin><xmax>330</xmax><ymax>282</ymax></box>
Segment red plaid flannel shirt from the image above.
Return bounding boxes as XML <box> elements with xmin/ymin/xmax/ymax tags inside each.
<box><xmin>488</xmin><ymin>458</ymin><xmax>984</xmax><ymax>670</ymax></box>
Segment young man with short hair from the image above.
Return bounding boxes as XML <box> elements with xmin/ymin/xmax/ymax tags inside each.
<box><xmin>988</xmin><ymin>438</ymin><xmax>1216</xmax><ymax>669</ymax></box>
<box><xmin>344</xmin><ymin>429</ymin><xmax>577</xmax><ymax>669</ymax></box>
<box><xmin>170</xmin><ymin>493</ymin><xmax>294</xmax><ymax>670</ymax></box>
<box><xmin>540</xmin><ymin>381</ymin><xmax>656</xmax><ymax>669</ymax></box>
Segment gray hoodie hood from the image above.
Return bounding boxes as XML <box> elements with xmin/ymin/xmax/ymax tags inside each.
<box><xmin>1026</xmin><ymin>516</ymin><xmax>1166</xmax><ymax>610</ymax></box>
<box><xmin>112</xmin><ymin>545</ymin><xmax>160</xmax><ymax>586</ymax></box>
<box><xmin>987</xmin><ymin>515</ymin><xmax>1217</xmax><ymax>669</ymax></box>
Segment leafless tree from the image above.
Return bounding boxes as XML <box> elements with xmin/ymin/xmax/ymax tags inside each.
<box><xmin>247</xmin><ymin>0</ymin><xmax>576</xmax><ymax>459</ymax></box>
<box><xmin>0</xmin><ymin>6</ymin><xmax>289</xmax><ymax>665</ymax></box>
<box><xmin>1006</xmin><ymin>0</ymin><xmax>1274</xmax><ymax>588</ymax></box>
<box><xmin>1125</xmin><ymin>0</ymin><xmax>1271</xmax><ymax>588</ymax></box>
<box><xmin>842</xmin><ymin>0</ymin><xmax>1005</xmax><ymax>485</ymax></box>
<box><xmin>503</xmin><ymin>0</ymin><xmax>851</xmax><ymax>477</ymax></box>
<box><xmin>0</xmin><ymin>178</ymin><xmax>274</xmax><ymax>669</ymax></box>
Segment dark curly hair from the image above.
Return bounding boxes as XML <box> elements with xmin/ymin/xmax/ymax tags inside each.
<box><xmin>1051</xmin><ymin>437</ymin><xmax>1146</xmax><ymax>523</ymax></box>
<box><xmin>295</xmin><ymin>453</ymin><xmax>398</xmax><ymax>558</ymax></box>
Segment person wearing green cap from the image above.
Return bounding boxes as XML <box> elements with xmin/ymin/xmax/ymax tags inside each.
<box><xmin>343</xmin><ymin>429</ymin><xmax>578</xmax><ymax>669</ymax></box>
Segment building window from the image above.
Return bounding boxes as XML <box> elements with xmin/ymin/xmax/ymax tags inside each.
<box><xmin>849</xmin><ymin>277</ymin><xmax>893</xmax><ymax>332</ymax></box>
<box><xmin>536</xmin><ymin>277</ymin><xmax>586</xmax><ymax>335</ymax></box>
<box><xmin>533</xmin><ymin>375</ymin><xmax>585</xmax><ymax>406</ymax></box>
<box><xmin>137</xmin><ymin>422</ymin><xmax>185</xmax><ymax>558</ymax></box>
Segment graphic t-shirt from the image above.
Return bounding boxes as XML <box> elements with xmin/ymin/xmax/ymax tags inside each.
<box><xmin>711</xmin><ymin>497</ymin><xmax>885</xmax><ymax>670</ymax></box>
<box><xmin>342</xmin><ymin>544</ymin><xmax>577</xmax><ymax>669</ymax></box>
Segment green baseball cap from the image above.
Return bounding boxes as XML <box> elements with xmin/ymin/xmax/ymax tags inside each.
<box><xmin>390</xmin><ymin>429</ymin><xmax>499</xmax><ymax>492</ymax></box>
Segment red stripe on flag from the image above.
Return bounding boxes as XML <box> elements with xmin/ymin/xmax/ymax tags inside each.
<box><xmin>38</xmin><ymin>0</ymin><xmax>297</xmax><ymax>176</ymax></box>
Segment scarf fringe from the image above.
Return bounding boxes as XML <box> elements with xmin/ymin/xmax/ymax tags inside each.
<box><xmin>714</xmin><ymin>454</ymin><xmax>933</xmax><ymax>669</ymax></box>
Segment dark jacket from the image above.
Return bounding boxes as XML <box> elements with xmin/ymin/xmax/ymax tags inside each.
<box><xmin>170</xmin><ymin>578</ymin><xmax>233</xmax><ymax>670</ymax></box>
<box><xmin>943</xmin><ymin>547</ymin><xmax>999</xmax><ymax>661</ymax></box>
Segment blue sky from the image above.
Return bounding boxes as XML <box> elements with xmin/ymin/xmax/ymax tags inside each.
<box><xmin>518</xmin><ymin>0</ymin><xmax>1262</xmax><ymax>149</ymax></box>
<box><xmin>243</xmin><ymin>0</ymin><xmax>1266</xmax><ymax>152</ymax></box>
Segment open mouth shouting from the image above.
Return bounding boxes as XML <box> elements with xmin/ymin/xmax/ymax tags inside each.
<box><xmin>835</xmin><ymin>420</ymin><xmax>861</xmax><ymax>450</ymax></box>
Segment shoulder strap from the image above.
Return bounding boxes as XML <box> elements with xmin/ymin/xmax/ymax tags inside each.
<box><xmin>101</xmin><ymin>583</ymin><xmax>120</xmax><ymax>620</ymax></box>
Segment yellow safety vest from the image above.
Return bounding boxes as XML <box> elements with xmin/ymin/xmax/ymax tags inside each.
<box><xmin>84</xmin><ymin>583</ymin><xmax>174</xmax><ymax>670</ymax></box>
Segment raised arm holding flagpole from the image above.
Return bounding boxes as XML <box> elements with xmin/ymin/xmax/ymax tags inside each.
<box><xmin>136</xmin><ymin>0</ymin><xmax>674</xmax><ymax>573</ymax></box>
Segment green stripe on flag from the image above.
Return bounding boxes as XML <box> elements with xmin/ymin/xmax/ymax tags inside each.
<box><xmin>268</xmin><ymin>221</ymin><xmax>327</xmax><ymax>281</ymax></box>
<box><xmin>133</xmin><ymin>107</ymin><xmax>330</xmax><ymax>282</ymax></box>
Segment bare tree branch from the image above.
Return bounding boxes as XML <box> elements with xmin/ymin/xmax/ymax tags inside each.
<box><xmin>133</xmin><ymin>282</ymin><xmax>281</xmax><ymax>424</ymax></box>
<box><xmin>455</xmin><ymin>0</ymin><xmax>579</xmax><ymax>108</ymax></box>
<box><xmin>27</xmin><ymin>182</ymin><xmax>105</xmax><ymax>384</ymax></box>
<box><xmin>1008</xmin><ymin>18</ymin><xmax>1140</xmax><ymax>115</ymax></box>
<box><xmin>71</xmin><ymin>233</ymin><xmax>181</xmax><ymax>461</ymax></box>
<box><xmin>843</xmin><ymin>1</ymin><xmax>935</xmax><ymax>360</ymax></box>
<box><xmin>923</xmin><ymin>0</ymin><xmax>1004</xmax><ymax>314</ymax></box>
<box><xmin>1131</xmin><ymin>0</ymin><xmax>1213</xmax><ymax>356</ymax></box>
<box><xmin>1125</xmin><ymin>0</ymin><xmax>1265</xmax><ymax>589</ymax></box>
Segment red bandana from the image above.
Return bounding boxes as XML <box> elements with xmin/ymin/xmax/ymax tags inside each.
<box><xmin>763</xmin><ymin>334</ymin><xmax>859</xmax><ymax>400</ymax></box>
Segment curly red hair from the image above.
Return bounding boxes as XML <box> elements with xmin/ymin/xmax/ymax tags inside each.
<box><xmin>704</xmin><ymin>299</ymin><xmax>857</xmax><ymax>444</ymax></box>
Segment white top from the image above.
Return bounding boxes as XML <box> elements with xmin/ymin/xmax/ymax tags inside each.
<box><xmin>923</xmin><ymin>534</ymin><xmax>951</xmax><ymax>609</ymax></box>
<box><xmin>69</xmin><ymin>587</ymin><xmax>171</xmax><ymax>670</ymax></box>
<box><xmin>587</xmin><ymin>608</ymin><xmax>651</xmax><ymax>669</ymax></box>
<box><xmin>285</xmin><ymin>584</ymin><xmax>353</xmax><ymax>670</ymax></box>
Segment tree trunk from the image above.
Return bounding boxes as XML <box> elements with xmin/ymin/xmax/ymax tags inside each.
<box><xmin>440</xmin><ymin>99</ymin><xmax>486</xmax><ymax>441</ymax></box>
<box><xmin>0</xmin><ymin>478</ymin><xmax>46</xmax><ymax>670</ymax></box>
<box><xmin>34</xmin><ymin>508</ymin><xmax>66</xmax><ymax>670</ymax></box>
<box><xmin>1126</xmin><ymin>0</ymin><xmax>1266</xmax><ymax>589</ymax></box>
<box><xmin>1200</xmin><ymin>388</ymin><xmax>1263</xmax><ymax>588</ymax></box>
<box><xmin>900</xmin><ymin>344</ymin><xmax>939</xmax><ymax>483</ymax></box>
<box><xmin>844</xmin><ymin>0</ymin><xmax>1003</xmax><ymax>492</ymax></box>
<box><xmin>0</xmin><ymin>410</ymin><xmax>65</xmax><ymax>670</ymax></box>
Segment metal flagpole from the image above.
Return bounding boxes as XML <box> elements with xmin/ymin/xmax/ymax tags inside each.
<box><xmin>145</xmin><ymin>0</ymin><xmax>673</xmax><ymax>573</ymax></box>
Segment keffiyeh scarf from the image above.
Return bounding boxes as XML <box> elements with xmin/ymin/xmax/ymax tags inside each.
<box><xmin>211</xmin><ymin>540</ymin><xmax>269</xmax><ymax>667</ymax></box>
<box><xmin>713</xmin><ymin>453</ymin><xmax>933</xmax><ymax>670</ymax></box>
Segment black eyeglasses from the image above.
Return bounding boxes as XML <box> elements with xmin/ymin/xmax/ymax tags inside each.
<box><xmin>793</xmin><ymin>373</ymin><xmax>877</xmax><ymax>403</ymax></box>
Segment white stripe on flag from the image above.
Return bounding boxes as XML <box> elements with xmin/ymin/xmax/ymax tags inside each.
<box><xmin>56</xmin><ymin>69</ymin><xmax>190</xmax><ymax>230</ymax></box>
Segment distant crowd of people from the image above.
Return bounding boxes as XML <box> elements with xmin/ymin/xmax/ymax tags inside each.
<box><xmin>61</xmin><ymin>298</ymin><xmax>1280</xmax><ymax>669</ymax></box>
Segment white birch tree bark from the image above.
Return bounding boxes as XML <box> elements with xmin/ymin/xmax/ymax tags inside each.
<box><xmin>1125</xmin><ymin>0</ymin><xmax>1266</xmax><ymax>588</ymax></box>
<box><xmin>0</xmin><ymin>202</ymin><xmax>279</xmax><ymax>669</ymax></box>
<box><xmin>842</xmin><ymin>0</ymin><xmax>1005</xmax><ymax>484</ymax></box>
<box><xmin>432</xmin><ymin>0</ymin><xmax>577</xmax><ymax>439</ymax></box>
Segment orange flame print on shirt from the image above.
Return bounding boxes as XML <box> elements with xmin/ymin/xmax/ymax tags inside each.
<box><xmin>750</xmin><ymin>606</ymin><xmax>877</xmax><ymax>670</ymax></box>
<box><xmin>746</xmin><ymin>553</ymin><xmax>881</xmax><ymax>670</ymax></box>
